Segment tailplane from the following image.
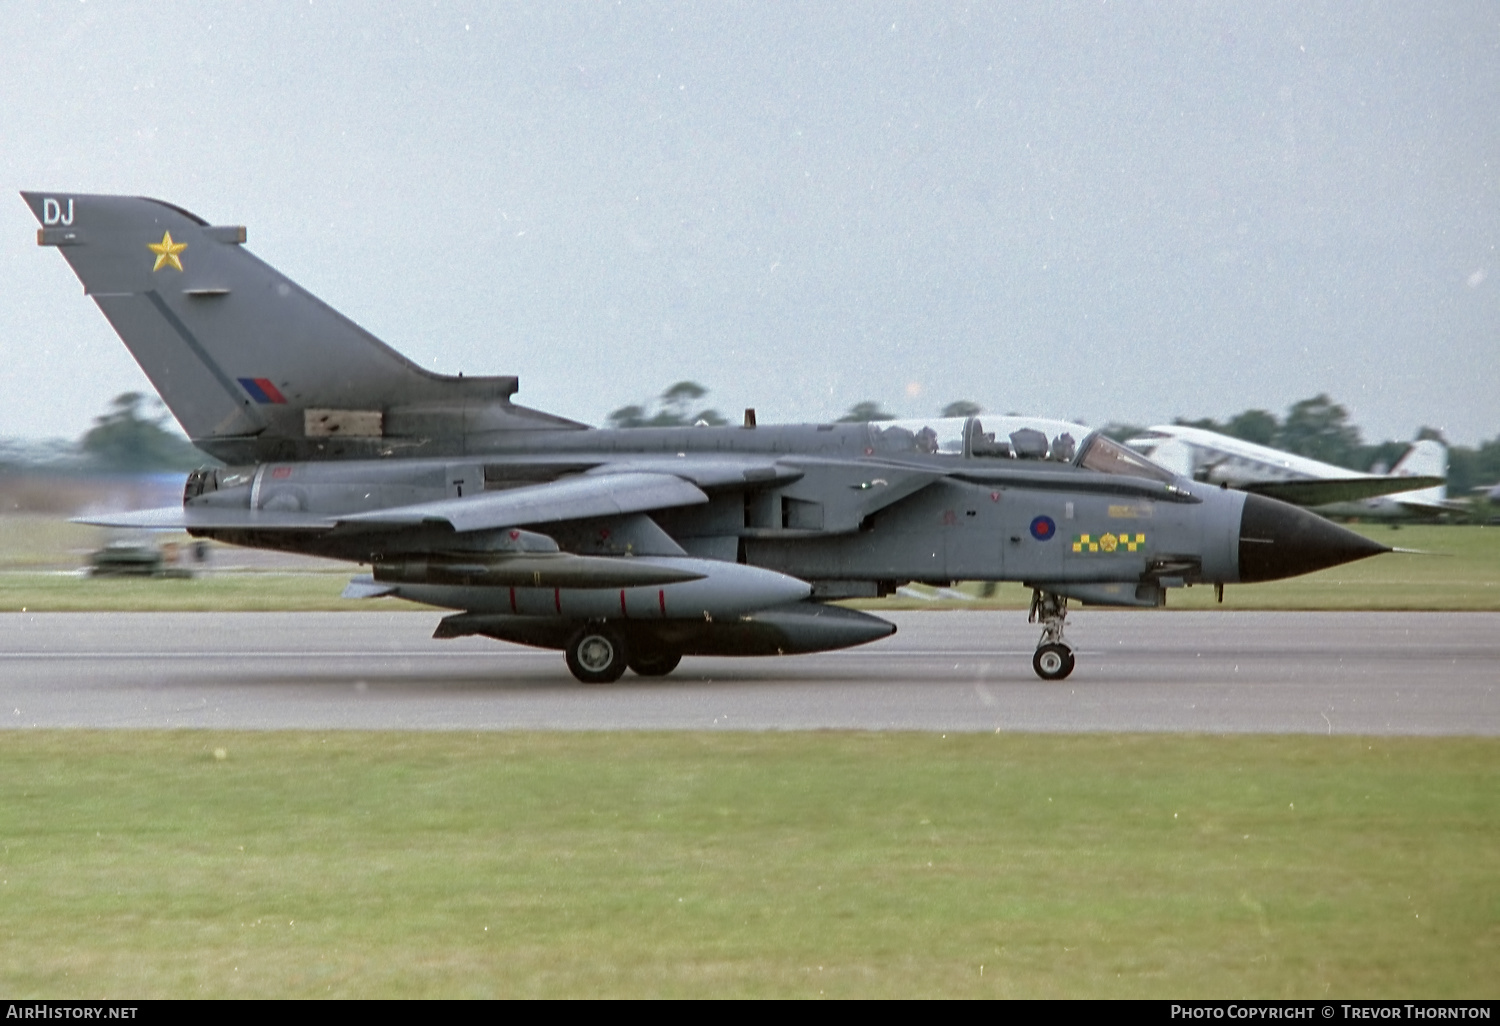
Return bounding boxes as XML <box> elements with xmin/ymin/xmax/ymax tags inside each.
<box><xmin>23</xmin><ymin>191</ymin><xmax>579</xmax><ymax>463</ymax></box>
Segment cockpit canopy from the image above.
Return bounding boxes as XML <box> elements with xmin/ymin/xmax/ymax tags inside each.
<box><xmin>867</xmin><ymin>416</ymin><xmax>1178</xmax><ymax>483</ymax></box>
<box><xmin>1073</xmin><ymin>432</ymin><xmax>1177</xmax><ymax>483</ymax></box>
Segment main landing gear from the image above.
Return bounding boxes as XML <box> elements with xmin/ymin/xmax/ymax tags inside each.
<box><xmin>627</xmin><ymin>651</ymin><xmax>683</xmax><ymax>677</ymax></box>
<box><xmin>1028</xmin><ymin>589</ymin><xmax>1075</xmax><ymax>681</ymax></box>
<box><xmin>563</xmin><ymin>624</ymin><xmax>684</xmax><ymax>683</ymax></box>
<box><xmin>564</xmin><ymin>624</ymin><xmax>629</xmax><ymax>684</ymax></box>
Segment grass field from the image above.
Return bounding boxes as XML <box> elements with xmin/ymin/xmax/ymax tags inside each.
<box><xmin>0</xmin><ymin>515</ymin><xmax>365</xmax><ymax>612</ymax></box>
<box><xmin>0</xmin><ymin>570</ymin><xmax>369</xmax><ymax>612</ymax></box>
<box><xmin>0</xmin><ymin>731</ymin><xmax>1493</xmax><ymax>998</ymax></box>
<box><xmin>2</xmin><ymin>517</ymin><xmax>1494</xmax><ymax>612</ymax></box>
<box><xmin>4</xmin><ymin>517</ymin><xmax>1495</xmax><ymax>998</ymax></box>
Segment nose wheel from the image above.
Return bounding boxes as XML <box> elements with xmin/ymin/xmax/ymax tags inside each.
<box><xmin>1032</xmin><ymin>642</ymin><xmax>1075</xmax><ymax>681</ymax></box>
<box><xmin>1028</xmin><ymin>589</ymin><xmax>1076</xmax><ymax>681</ymax></box>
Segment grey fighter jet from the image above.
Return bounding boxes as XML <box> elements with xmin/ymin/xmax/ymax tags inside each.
<box><xmin>24</xmin><ymin>192</ymin><xmax>1391</xmax><ymax>681</ymax></box>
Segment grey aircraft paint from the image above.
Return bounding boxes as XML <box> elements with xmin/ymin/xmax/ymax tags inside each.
<box><xmin>24</xmin><ymin>192</ymin><xmax>1390</xmax><ymax>682</ymax></box>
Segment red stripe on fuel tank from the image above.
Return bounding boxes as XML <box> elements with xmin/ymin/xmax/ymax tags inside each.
<box><xmin>620</xmin><ymin>590</ymin><xmax>628</xmax><ymax>617</ymax></box>
<box><xmin>554</xmin><ymin>588</ymin><xmax>561</xmax><ymax>614</ymax></box>
<box><xmin>509</xmin><ymin>587</ymin><xmax>517</xmax><ymax>614</ymax></box>
<box><xmin>659</xmin><ymin>589</ymin><xmax>666</xmax><ymax>618</ymax></box>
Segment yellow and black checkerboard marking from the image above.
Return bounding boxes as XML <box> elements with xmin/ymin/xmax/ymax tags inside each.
<box><xmin>1071</xmin><ymin>532</ymin><xmax>1146</xmax><ymax>554</ymax></box>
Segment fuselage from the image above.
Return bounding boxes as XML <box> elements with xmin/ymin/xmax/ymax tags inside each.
<box><xmin>182</xmin><ymin>415</ymin><xmax>1345</xmax><ymax>609</ymax></box>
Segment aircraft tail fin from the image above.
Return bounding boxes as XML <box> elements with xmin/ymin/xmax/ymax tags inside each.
<box><xmin>1389</xmin><ymin>439</ymin><xmax>1448</xmax><ymax>507</ymax></box>
<box><xmin>1141</xmin><ymin>438</ymin><xmax>1196</xmax><ymax>479</ymax></box>
<box><xmin>22</xmin><ymin>191</ymin><xmax>579</xmax><ymax>463</ymax></box>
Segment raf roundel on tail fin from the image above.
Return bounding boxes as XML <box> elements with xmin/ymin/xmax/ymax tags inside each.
<box><xmin>21</xmin><ymin>191</ymin><xmax>583</xmax><ymax>464</ymax></box>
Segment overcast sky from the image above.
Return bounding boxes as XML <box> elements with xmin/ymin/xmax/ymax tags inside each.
<box><xmin>2</xmin><ymin>1</ymin><xmax>1496</xmax><ymax>445</ymax></box>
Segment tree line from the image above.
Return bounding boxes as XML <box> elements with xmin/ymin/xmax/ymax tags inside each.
<box><xmin>0</xmin><ymin>392</ymin><xmax>204</xmax><ymax>475</ymax></box>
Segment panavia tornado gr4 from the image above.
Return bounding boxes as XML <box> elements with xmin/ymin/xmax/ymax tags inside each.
<box><xmin>24</xmin><ymin>191</ymin><xmax>1391</xmax><ymax>682</ymax></box>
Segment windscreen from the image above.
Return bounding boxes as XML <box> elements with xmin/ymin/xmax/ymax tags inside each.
<box><xmin>1076</xmin><ymin>434</ymin><xmax>1178</xmax><ymax>483</ymax></box>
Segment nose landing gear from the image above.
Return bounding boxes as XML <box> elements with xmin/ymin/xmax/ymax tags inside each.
<box><xmin>1028</xmin><ymin>589</ymin><xmax>1075</xmax><ymax>681</ymax></box>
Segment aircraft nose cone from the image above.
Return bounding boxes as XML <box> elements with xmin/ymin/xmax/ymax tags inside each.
<box><xmin>1236</xmin><ymin>493</ymin><xmax>1390</xmax><ymax>583</ymax></box>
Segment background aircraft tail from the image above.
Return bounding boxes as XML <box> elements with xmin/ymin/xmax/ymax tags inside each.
<box><xmin>22</xmin><ymin>191</ymin><xmax>578</xmax><ymax>464</ymax></box>
<box><xmin>1388</xmin><ymin>439</ymin><xmax>1448</xmax><ymax>507</ymax></box>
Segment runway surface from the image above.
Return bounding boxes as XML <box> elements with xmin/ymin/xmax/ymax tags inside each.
<box><xmin>1</xmin><ymin>610</ymin><xmax>1495</xmax><ymax>734</ymax></box>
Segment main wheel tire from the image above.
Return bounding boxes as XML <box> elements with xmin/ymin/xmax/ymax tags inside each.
<box><xmin>1032</xmin><ymin>643</ymin><xmax>1075</xmax><ymax>681</ymax></box>
<box><xmin>628</xmin><ymin>651</ymin><xmax>682</xmax><ymax>677</ymax></box>
<box><xmin>565</xmin><ymin>625</ymin><xmax>628</xmax><ymax>684</ymax></box>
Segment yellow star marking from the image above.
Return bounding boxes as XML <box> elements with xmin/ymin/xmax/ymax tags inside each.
<box><xmin>147</xmin><ymin>230</ymin><xmax>187</xmax><ymax>272</ymax></box>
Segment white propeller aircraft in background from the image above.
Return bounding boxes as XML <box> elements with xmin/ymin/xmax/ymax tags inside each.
<box><xmin>1125</xmin><ymin>425</ymin><xmax>1456</xmax><ymax>519</ymax></box>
